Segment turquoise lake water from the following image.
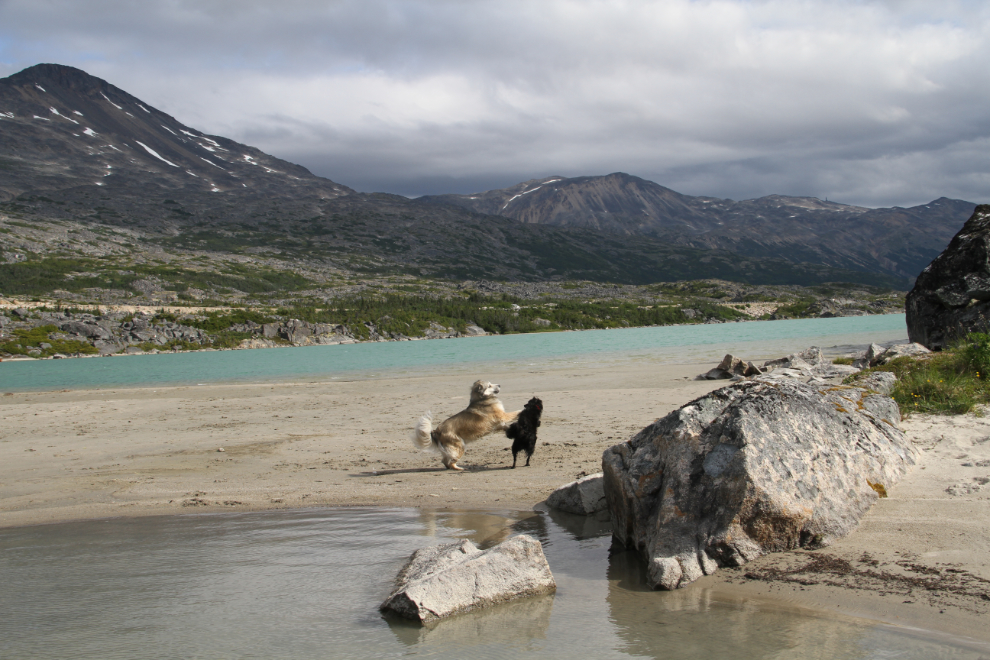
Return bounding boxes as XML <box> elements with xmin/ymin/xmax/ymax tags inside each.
<box><xmin>0</xmin><ymin>314</ymin><xmax>908</xmax><ymax>392</ymax></box>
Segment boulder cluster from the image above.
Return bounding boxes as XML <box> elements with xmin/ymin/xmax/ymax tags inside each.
<box><xmin>0</xmin><ymin>307</ymin><xmax>210</xmax><ymax>356</ymax></box>
<box><xmin>695</xmin><ymin>344</ymin><xmax>929</xmax><ymax>382</ymax></box>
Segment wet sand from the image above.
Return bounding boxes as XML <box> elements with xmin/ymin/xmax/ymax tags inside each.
<box><xmin>1</xmin><ymin>359</ymin><xmax>988</xmax><ymax>644</ymax></box>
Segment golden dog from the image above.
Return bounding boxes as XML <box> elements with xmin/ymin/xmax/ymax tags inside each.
<box><xmin>412</xmin><ymin>380</ymin><xmax>521</xmax><ymax>471</ymax></box>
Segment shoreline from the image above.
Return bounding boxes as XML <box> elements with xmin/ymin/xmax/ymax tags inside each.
<box><xmin>1</xmin><ymin>356</ymin><xmax>987</xmax><ymax>644</ymax></box>
<box><xmin>1</xmin><ymin>298</ymin><xmax>905</xmax><ymax>363</ymax></box>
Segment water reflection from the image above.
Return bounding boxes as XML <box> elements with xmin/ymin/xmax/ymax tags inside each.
<box><xmin>386</xmin><ymin>594</ymin><xmax>555</xmax><ymax>648</ymax></box>
<box><xmin>605</xmin><ymin>547</ymin><xmax>985</xmax><ymax>660</ymax></box>
<box><xmin>543</xmin><ymin>505</ymin><xmax>612</xmax><ymax>540</ymax></box>
<box><xmin>413</xmin><ymin>508</ymin><xmax>539</xmax><ymax>547</ymax></box>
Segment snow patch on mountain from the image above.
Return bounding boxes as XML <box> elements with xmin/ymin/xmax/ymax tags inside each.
<box><xmin>135</xmin><ymin>141</ymin><xmax>179</xmax><ymax>167</ymax></box>
<box><xmin>100</xmin><ymin>92</ymin><xmax>123</xmax><ymax>110</ymax></box>
<box><xmin>199</xmin><ymin>157</ymin><xmax>226</xmax><ymax>170</ymax></box>
<box><xmin>50</xmin><ymin>107</ymin><xmax>79</xmax><ymax>124</ymax></box>
<box><xmin>502</xmin><ymin>186</ymin><xmax>542</xmax><ymax>210</ymax></box>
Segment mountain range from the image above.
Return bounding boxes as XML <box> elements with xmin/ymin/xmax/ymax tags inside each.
<box><xmin>0</xmin><ymin>64</ymin><xmax>977</xmax><ymax>289</ymax></box>
<box><xmin>422</xmin><ymin>175</ymin><xmax>973</xmax><ymax>280</ymax></box>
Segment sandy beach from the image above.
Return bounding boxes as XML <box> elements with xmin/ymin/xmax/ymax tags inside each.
<box><xmin>1</xmin><ymin>358</ymin><xmax>988</xmax><ymax>645</ymax></box>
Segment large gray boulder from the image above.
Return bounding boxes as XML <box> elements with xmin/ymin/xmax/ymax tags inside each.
<box><xmin>907</xmin><ymin>204</ymin><xmax>990</xmax><ymax>349</ymax></box>
<box><xmin>380</xmin><ymin>535</ymin><xmax>556</xmax><ymax>623</ymax></box>
<box><xmin>545</xmin><ymin>473</ymin><xmax>607</xmax><ymax>515</ymax></box>
<box><xmin>602</xmin><ymin>379</ymin><xmax>917</xmax><ymax>590</ymax></box>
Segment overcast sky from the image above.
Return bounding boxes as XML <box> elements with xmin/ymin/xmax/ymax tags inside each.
<box><xmin>1</xmin><ymin>0</ymin><xmax>988</xmax><ymax>207</ymax></box>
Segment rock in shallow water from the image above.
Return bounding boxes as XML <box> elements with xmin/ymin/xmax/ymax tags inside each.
<box><xmin>545</xmin><ymin>473</ymin><xmax>607</xmax><ymax>515</ymax></box>
<box><xmin>602</xmin><ymin>378</ymin><xmax>917</xmax><ymax>590</ymax></box>
<box><xmin>380</xmin><ymin>534</ymin><xmax>556</xmax><ymax>624</ymax></box>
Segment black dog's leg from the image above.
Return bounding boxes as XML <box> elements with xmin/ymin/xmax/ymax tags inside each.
<box><xmin>511</xmin><ymin>448</ymin><xmax>518</xmax><ymax>469</ymax></box>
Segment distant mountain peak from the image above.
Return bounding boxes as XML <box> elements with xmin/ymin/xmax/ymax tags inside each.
<box><xmin>8</xmin><ymin>63</ymin><xmax>109</xmax><ymax>89</ymax></box>
<box><xmin>0</xmin><ymin>63</ymin><xmax>352</xmax><ymax>202</ymax></box>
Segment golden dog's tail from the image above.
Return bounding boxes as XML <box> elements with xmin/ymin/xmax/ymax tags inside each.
<box><xmin>412</xmin><ymin>411</ymin><xmax>434</xmax><ymax>450</ymax></box>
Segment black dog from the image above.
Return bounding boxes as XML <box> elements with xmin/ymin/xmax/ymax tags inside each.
<box><xmin>506</xmin><ymin>396</ymin><xmax>543</xmax><ymax>468</ymax></box>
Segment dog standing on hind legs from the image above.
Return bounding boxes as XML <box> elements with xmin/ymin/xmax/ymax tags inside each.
<box><xmin>506</xmin><ymin>397</ymin><xmax>543</xmax><ymax>468</ymax></box>
<box><xmin>412</xmin><ymin>380</ymin><xmax>521</xmax><ymax>471</ymax></box>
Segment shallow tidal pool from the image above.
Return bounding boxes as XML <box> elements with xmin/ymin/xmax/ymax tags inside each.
<box><xmin>0</xmin><ymin>506</ymin><xmax>983</xmax><ymax>659</ymax></box>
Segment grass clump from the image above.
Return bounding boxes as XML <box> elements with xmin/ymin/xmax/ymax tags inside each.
<box><xmin>855</xmin><ymin>333</ymin><xmax>990</xmax><ymax>415</ymax></box>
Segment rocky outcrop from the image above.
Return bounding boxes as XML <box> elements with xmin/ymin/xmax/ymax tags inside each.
<box><xmin>854</xmin><ymin>371</ymin><xmax>898</xmax><ymax>396</ymax></box>
<box><xmin>907</xmin><ymin>204</ymin><xmax>990</xmax><ymax>349</ymax></box>
<box><xmin>695</xmin><ymin>346</ymin><xmax>859</xmax><ymax>382</ymax></box>
<box><xmin>854</xmin><ymin>342</ymin><xmax>931</xmax><ymax>368</ymax></box>
<box><xmin>696</xmin><ymin>354</ymin><xmax>764</xmax><ymax>380</ymax></box>
<box><xmin>876</xmin><ymin>342</ymin><xmax>931</xmax><ymax>363</ymax></box>
<box><xmin>0</xmin><ymin>308</ymin><xmax>461</xmax><ymax>358</ymax></box>
<box><xmin>545</xmin><ymin>473</ymin><xmax>607</xmax><ymax>515</ymax></box>
<box><xmin>602</xmin><ymin>378</ymin><xmax>917</xmax><ymax>590</ymax></box>
<box><xmin>380</xmin><ymin>535</ymin><xmax>556</xmax><ymax>624</ymax></box>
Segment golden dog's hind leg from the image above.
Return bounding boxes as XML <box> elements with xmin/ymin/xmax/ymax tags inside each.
<box><xmin>440</xmin><ymin>436</ymin><xmax>466</xmax><ymax>471</ymax></box>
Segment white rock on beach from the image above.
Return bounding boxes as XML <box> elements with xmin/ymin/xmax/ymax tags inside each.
<box><xmin>380</xmin><ymin>534</ymin><xmax>556</xmax><ymax>624</ymax></box>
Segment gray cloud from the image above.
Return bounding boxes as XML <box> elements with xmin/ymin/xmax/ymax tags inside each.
<box><xmin>1</xmin><ymin>0</ymin><xmax>989</xmax><ymax>206</ymax></box>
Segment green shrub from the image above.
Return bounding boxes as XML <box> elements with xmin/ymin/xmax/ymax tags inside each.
<box><xmin>958</xmin><ymin>332</ymin><xmax>990</xmax><ymax>378</ymax></box>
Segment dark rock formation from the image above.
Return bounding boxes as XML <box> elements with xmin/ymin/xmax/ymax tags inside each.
<box><xmin>907</xmin><ymin>204</ymin><xmax>990</xmax><ymax>349</ymax></box>
<box><xmin>602</xmin><ymin>378</ymin><xmax>917</xmax><ymax>590</ymax></box>
<box><xmin>380</xmin><ymin>535</ymin><xmax>556</xmax><ymax>624</ymax></box>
